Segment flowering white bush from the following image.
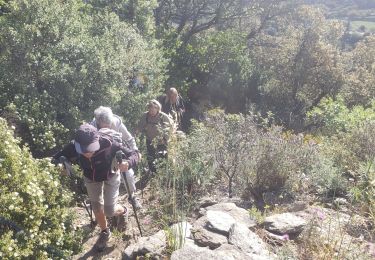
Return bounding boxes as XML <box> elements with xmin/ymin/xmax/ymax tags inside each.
<box><xmin>0</xmin><ymin>118</ymin><xmax>81</xmax><ymax>259</ymax></box>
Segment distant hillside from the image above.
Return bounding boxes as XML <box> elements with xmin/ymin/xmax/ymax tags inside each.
<box><xmin>305</xmin><ymin>0</ymin><xmax>375</xmax><ymax>33</ymax></box>
<box><xmin>304</xmin><ymin>0</ymin><xmax>375</xmax><ymax>10</ymax></box>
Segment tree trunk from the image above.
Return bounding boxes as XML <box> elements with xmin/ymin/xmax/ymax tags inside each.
<box><xmin>228</xmin><ymin>177</ymin><xmax>233</xmax><ymax>198</ymax></box>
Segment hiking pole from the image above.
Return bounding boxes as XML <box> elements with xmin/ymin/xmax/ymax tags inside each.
<box><xmin>58</xmin><ymin>156</ymin><xmax>96</xmax><ymax>227</ymax></box>
<box><xmin>116</xmin><ymin>151</ymin><xmax>143</xmax><ymax>236</ymax></box>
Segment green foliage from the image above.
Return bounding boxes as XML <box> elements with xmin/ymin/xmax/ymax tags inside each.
<box><xmin>308</xmin><ymin>98</ymin><xmax>375</xmax><ymax>173</ymax></box>
<box><xmin>0</xmin><ymin>0</ymin><xmax>165</xmax><ymax>155</ymax></box>
<box><xmin>4</xmin><ymin>93</ymin><xmax>69</xmax><ymax>155</ymax></box>
<box><xmin>340</xmin><ymin>35</ymin><xmax>375</xmax><ymax>106</ymax></box>
<box><xmin>155</xmin><ymin>110</ymin><xmax>340</xmax><ymax>203</ymax></box>
<box><xmin>164</xmin><ymin>28</ymin><xmax>253</xmax><ymax>107</ymax></box>
<box><xmin>249</xmin><ymin>5</ymin><xmax>345</xmax><ymax>127</ymax></box>
<box><xmin>248</xmin><ymin>206</ymin><xmax>266</xmax><ymax>224</ymax></box>
<box><xmin>350</xmin><ymin>161</ymin><xmax>375</xmax><ymax>223</ymax></box>
<box><xmin>202</xmin><ymin>110</ymin><xmax>258</xmax><ymax>197</ymax></box>
<box><xmin>152</xmin><ymin>124</ymin><xmax>216</xmax><ymax>220</ymax></box>
<box><xmin>85</xmin><ymin>0</ymin><xmax>157</xmax><ymax>36</ymax></box>
<box><xmin>307</xmin><ymin>97</ymin><xmax>375</xmax><ymax>135</ymax></box>
<box><xmin>0</xmin><ymin>118</ymin><xmax>81</xmax><ymax>259</ymax></box>
<box><xmin>308</xmin><ymin>97</ymin><xmax>375</xmax><ymax>205</ymax></box>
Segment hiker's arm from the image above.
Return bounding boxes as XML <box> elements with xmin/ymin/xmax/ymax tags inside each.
<box><xmin>118</xmin><ymin>122</ymin><xmax>138</xmax><ymax>151</ymax></box>
<box><xmin>52</xmin><ymin>142</ymin><xmax>78</xmax><ymax>164</ymax></box>
<box><xmin>121</xmin><ymin>149</ymin><xmax>139</xmax><ymax>170</ymax></box>
<box><xmin>178</xmin><ymin>96</ymin><xmax>185</xmax><ymax>114</ymax></box>
<box><xmin>51</xmin><ymin>142</ymin><xmax>78</xmax><ymax>175</ymax></box>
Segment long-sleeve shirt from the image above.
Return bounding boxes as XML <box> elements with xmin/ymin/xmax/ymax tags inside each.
<box><xmin>91</xmin><ymin>115</ymin><xmax>138</xmax><ymax>150</ymax></box>
<box><xmin>53</xmin><ymin>136</ymin><xmax>139</xmax><ymax>182</ymax></box>
<box><xmin>136</xmin><ymin>111</ymin><xmax>173</xmax><ymax>142</ymax></box>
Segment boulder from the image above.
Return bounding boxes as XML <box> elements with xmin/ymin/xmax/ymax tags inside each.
<box><xmin>206</xmin><ymin>210</ymin><xmax>235</xmax><ymax>234</ymax></box>
<box><xmin>264</xmin><ymin>212</ymin><xmax>307</xmax><ymax>234</ymax></box>
<box><xmin>229</xmin><ymin>223</ymin><xmax>275</xmax><ymax>259</ymax></box>
<box><xmin>205</xmin><ymin>203</ymin><xmax>257</xmax><ymax>228</ymax></box>
<box><xmin>171</xmin><ymin>241</ymin><xmax>216</xmax><ymax>260</ymax></box>
<box><xmin>191</xmin><ymin>216</ymin><xmax>228</xmax><ymax>249</ymax></box>
<box><xmin>123</xmin><ymin>230</ymin><xmax>166</xmax><ymax>259</ymax></box>
<box><xmin>215</xmin><ymin>244</ymin><xmax>256</xmax><ymax>260</ymax></box>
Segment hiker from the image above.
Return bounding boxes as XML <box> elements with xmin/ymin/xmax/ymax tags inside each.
<box><xmin>158</xmin><ymin>88</ymin><xmax>185</xmax><ymax>130</ymax></box>
<box><xmin>53</xmin><ymin>123</ymin><xmax>139</xmax><ymax>251</ymax></box>
<box><xmin>136</xmin><ymin>99</ymin><xmax>173</xmax><ymax>173</ymax></box>
<box><xmin>91</xmin><ymin>106</ymin><xmax>142</xmax><ymax>209</ymax></box>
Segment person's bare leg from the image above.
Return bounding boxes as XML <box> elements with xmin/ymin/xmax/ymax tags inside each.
<box><xmin>94</xmin><ymin>209</ymin><xmax>107</xmax><ymax>231</ymax></box>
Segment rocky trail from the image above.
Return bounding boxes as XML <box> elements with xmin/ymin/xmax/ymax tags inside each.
<box><xmin>70</xmin><ymin>180</ymin><xmax>375</xmax><ymax>260</ymax></box>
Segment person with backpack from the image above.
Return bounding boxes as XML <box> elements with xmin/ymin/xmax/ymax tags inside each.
<box><xmin>158</xmin><ymin>88</ymin><xmax>185</xmax><ymax>130</ymax></box>
<box><xmin>53</xmin><ymin>123</ymin><xmax>139</xmax><ymax>252</ymax></box>
<box><xmin>91</xmin><ymin>106</ymin><xmax>142</xmax><ymax>209</ymax></box>
<box><xmin>136</xmin><ymin>99</ymin><xmax>174</xmax><ymax>173</ymax></box>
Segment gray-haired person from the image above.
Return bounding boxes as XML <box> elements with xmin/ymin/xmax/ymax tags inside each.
<box><xmin>91</xmin><ymin>106</ymin><xmax>142</xmax><ymax>209</ymax></box>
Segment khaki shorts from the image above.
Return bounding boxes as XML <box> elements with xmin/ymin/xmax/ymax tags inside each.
<box><xmin>84</xmin><ymin>172</ymin><xmax>121</xmax><ymax>216</ymax></box>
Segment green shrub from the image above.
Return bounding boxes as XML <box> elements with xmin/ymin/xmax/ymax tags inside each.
<box><xmin>0</xmin><ymin>118</ymin><xmax>81</xmax><ymax>259</ymax></box>
<box><xmin>307</xmin><ymin>98</ymin><xmax>375</xmax><ymax>197</ymax></box>
<box><xmin>153</xmin><ymin>109</ymin><xmax>346</xmax><ymax>215</ymax></box>
<box><xmin>0</xmin><ymin>0</ymin><xmax>166</xmax><ymax>156</ymax></box>
<box><xmin>197</xmin><ymin>110</ymin><xmax>339</xmax><ymax>200</ymax></box>
<box><xmin>307</xmin><ymin>97</ymin><xmax>375</xmax><ymax>135</ymax></box>
<box><xmin>350</xmin><ymin>161</ymin><xmax>375</xmax><ymax>224</ymax></box>
<box><xmin>152</xmin><ymin>121</ymin><xmax>216</xmax><ymax>220</ymax></box>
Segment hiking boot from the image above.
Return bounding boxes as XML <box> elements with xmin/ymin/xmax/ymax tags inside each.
<box><xmin>112</xmin><ymin>207</ymin><xmax>128</xmax><ymax>232</ymax></box>
<box><xmin>95</xmin><ymin>228</ymin><xmax>111</xmax><ymax>252</ymax></box>
<box><xmin>128</xmin><ymin>195</ymin><xmax>142</xmax><ymax>209</ymax></box>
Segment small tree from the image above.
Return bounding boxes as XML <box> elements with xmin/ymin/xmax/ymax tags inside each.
<box><xmin>203</xmin><ymin>110</ymin><xmax>258</xmax><ymax>198</ymax></box>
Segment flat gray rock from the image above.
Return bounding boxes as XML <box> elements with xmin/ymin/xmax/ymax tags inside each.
<box><xmin>206</xmin><ymin>210</ymin><xmax>235</xmax><ymax>234</ymax></box>
<box><xmin>205</xmin><ymin>203</ymin><xmax>257</xmax><ymax>228</ymax></box>
<box><xmin>191</xmin><ymin>216</ymin><xmax>228</xmax><ymax>249</ymax></box>
<box><xmin>214</xmin><ymin>244</ymin><xmax>256</xmax><ymax>260</ymax></box>
<box><xmin>171</xmin><ymin>243</ymin><xmax>252</xmax><ymax>260</ymax></box>
<box><xmin>229</xmin><ymin>223</ymin><xmax>275</xmax><ymax>259</ymax></box>
<box><xmin>171</xmin><ymin>241</ymin><xmax>216</xmax><ymax>260</ymax></box>
<box><xmin>123</xmin><ymin>230</ymin><xmax>166</xmax><ymax>259</ymax></box>
<box><xmin>192</xmin><ymin>228</ymin><xmax>228</xmax><ymax>249</ymax></box>
<box><xmin>264</xmin><ymin>212</ymin><xmax>307</xmax><ymax>234</ymax></box>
